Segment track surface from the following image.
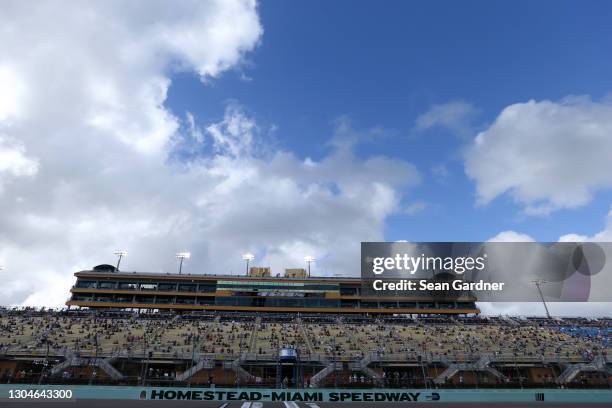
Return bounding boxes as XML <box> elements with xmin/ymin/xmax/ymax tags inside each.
<box><xmin>3</xmin><ymin>401</ymin><xmax>611</xmax><ymax>408</ymax></box>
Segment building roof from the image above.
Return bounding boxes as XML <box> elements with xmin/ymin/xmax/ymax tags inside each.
<box><xmin>76</xmin><ymin>269</ymin><xmax>362</xmax><ymax>284</ymax></box>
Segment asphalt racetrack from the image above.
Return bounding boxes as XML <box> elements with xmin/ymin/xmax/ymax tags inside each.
<box><xmin>3</xmin><ymin>401</ymin><xmax>612</xmax><ymax>408</ymax></box>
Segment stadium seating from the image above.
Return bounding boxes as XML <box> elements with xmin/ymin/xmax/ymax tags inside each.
<box><xmin>0</xmin><ymin>308</ymin><xmax>609</xmax><ymax>362</ymax></box>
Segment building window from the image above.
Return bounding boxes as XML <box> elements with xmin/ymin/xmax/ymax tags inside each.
<box><xmin>75</xmin><ymin>280</ymin><xmax>97</xmax><ymax>289</ymax></box>
<box><xmin>158</xmin><ymin>283</ymin><xmax>177</xmax><ymax>291</ymax></box>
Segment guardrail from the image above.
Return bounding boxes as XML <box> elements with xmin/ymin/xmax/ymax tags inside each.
<box><xmin>1</xmin><ymin>347</ymin><xmax>606</xmax><ymax>366</ymax></box>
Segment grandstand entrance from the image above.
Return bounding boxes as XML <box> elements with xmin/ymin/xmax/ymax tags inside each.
<box><xmin>276</xmin><ymin>348</ymin><xmax>303</xmax><ymax>388</ymax></box>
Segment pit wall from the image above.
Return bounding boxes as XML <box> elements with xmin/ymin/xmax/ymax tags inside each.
<box><xmin>1</xmin><ymin>385</ymin><xmax>612</xmax><ymax>403</ymax></box>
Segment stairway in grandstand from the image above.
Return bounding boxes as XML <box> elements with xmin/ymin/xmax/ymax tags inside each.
<box><xmin>557</xmin><ymin>355</ymin><xmax>608</xmax><ymax>384</ymax></box>
<box><xmin>433</xmin><ymin>354</ymin><xmax>506</xmax><ymax>385</ymax></box>
<box><xmin>176</xmin><ymin>358</ymin><xmax>213</xmax><ymax>382</ymax></box>
<box><xmin>96</xmin><ymin>357</ymin><xmax>125</xmax><ymax>380</ymax></box>
<box><xmin>296</xmin><ymin>317</ymin><xmax>315</xmax><ymax>356</ymax></box>
<box><xmin>248</xmin><ymin>316</ymin><xmax>262</xmax><ymax>354</ymax></box>
<box><xmin>356</xmin><ymin>352</ymin><xmax>383</xmax><ymax>384</ymax></box>
<box><xmin>49</xmin><ymin>349</ymin><xmax>124</xmax><ymax>380</ymax></box>
<box><xmin>310</xmin><ymin>360</ymin><xmax>342</xmax><ymax>387</ymax></box>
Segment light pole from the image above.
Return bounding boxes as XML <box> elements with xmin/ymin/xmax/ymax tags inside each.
<box><xmin>176</xmin><ymin>252</ymin><xmax>191</xmax><ymax>275</ymax></box>
<box><xmin>532</xmin><ymin>279</ymin><xmax>551</xmax><ymax>319</ymax></box>
<box><xmin>114</xmin><ymin>250</ymin><xmax>127</xmax><ymax>271</ymax></box>
<box><xmin>304</xmin><ymin>256</ymin><xmax>315</xmax><ymax>277</ymax></box>
<box><xmin>242</xmin><ymin>253</ymin><xmax>254</xmax><ymax>276</ymax></box>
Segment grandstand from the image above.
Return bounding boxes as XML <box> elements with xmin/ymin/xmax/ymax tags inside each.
<box><xmin>0</xmin><ymin>308</ymin><xmax>610</xmax><ymax>389</ymax></box>
<box><xmin>0</xmin><ymin>265</ymin><xmax>609</xmax><ymax>390</ymax></box>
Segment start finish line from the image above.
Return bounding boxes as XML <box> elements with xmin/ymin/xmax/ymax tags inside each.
<box><xmin>1</xmin><ymin>385</ymin><xmax>612</xmax><ymax>404</ymax></box>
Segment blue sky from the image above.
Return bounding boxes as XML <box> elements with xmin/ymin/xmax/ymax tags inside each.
<box><xmin>2</xmin><ymin>0</ymin><xmax>612</xmax><ymax>313</ymax></box>
<box><xmin>166</xmin><ymin>0</ymin><xmax>612</xmax><ymax>243</ymax></box>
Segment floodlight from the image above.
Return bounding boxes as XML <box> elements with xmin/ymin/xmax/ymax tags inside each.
<box><xmin>304</xmin><ymin>256</ymin><xmax>316</xmax><ymax>277</ymax></box>
<box><xmin>242</xmin><ymin>253</ymin><xmax>255</xmax><ymax>275</ymax></box>
<box><xmin>176</xmin><ymin>252</ymin><xmax>191</xmax><ymax>259</ymax></box>
<box><xmin>114</xmin><ymin>250</ymin><xmax>127</xmax><ymax>271</ymax></box>
<box><xmin>176</xmin><ymin>251</ymin><xmax>191</xmax><ymax>274</ymax></box>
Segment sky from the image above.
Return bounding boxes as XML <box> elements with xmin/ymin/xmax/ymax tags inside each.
<box><xmin>1</xmin><ymin>0</ymin><xmax>612</xmax><ymax>316</ymax></box>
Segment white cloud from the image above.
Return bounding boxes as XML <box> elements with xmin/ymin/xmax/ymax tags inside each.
<box><xmin>0</xmin><ymin>0</ymin><xmax>262</xmax><ymax>157</ymax></box>
<box><xmin>0</xmin><ymin>1</ymin><xmax>420</xmax><ymax>306</ymax></box>
<box><xmin>329</xmin><ymin>115</ymin><xmax>395</xmax><ymax>150</ymax></box>
<box><xmin>403</xmin><ymin>201</ymin><xmax>427</xmax><ymax>215</ymax></box>
<box><xmin>0</xmin><ymin>65</ymin><xmax>26</xmax><ymax>121</ymax></box>
<box><xmin>558</xmin><ymin>233</ymin><xmax>589</xmax><ymax>243</ymax></box>
<box><xmin>466</xmin><ymin>97</ymin><xmax>612</xmax><ymax>214</ymax></box>
<box><xmin>187</xmin><ymin>107</ymin><xmax>419</xmax><ymax>278</ymax></box>
<box><xmin>0</xmin><ymin>0</ymin><xmax>262</xmax><ymax>305</ymax></box>
<box><xmin>487</xmin><ymin>230</ymin><xmax>535</xmax><ymax>242</ymax></box>
<box><xmin>0</xmin><ymin>137</ymin><xmax>38</xmax><ymax>175</ymax></box>
<box><xmin>415</xmin><ymin>100</ymin><xmax>478</xmax><ymax>137</ymax></box>
<box><xmin>205</xmin><ymin>103</ymin><xmax>257</xmax><ymax>157</ymax></box>
<box><xmin>474</xmin><ymin>97</ymin><xmax>612</xmax><ymax>315</ymax></box>
<box><xmin>559</xmin><ymin>205</ymin><xmax>612</xmax><ymax>242</ymax></box>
